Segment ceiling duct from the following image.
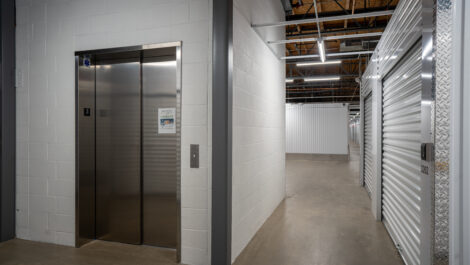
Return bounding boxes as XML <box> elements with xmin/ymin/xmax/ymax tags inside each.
<box><xmin>339</xmin><ymin>39</ymin><xmax>379</xmax><ymax>52</ymax></box>
<box><xmin>280</xmin><ymin>0</ymin><xmax>293</xmax><ymax>15</ymax></box>
<box><xmin>340</xmin><ymin>39</ymin><xmax>364</xmax><ymax>52</ymax></box>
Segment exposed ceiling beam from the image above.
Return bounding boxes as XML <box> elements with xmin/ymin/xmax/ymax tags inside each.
<box><xmin>286</xmin><ymin>59</ymin><xmax>368</xmax><ymax>65</ymax></box>
<box><xmin>286</xmin><ymin>89</ymin><xmax>359</xmax><ymax>93</ymax></box>
<box><xmin>287</xmin><ymin>74</ymin><xmax>356</xmax><ymax>79</ymax></box>
<box><xmin>282</xmin><ymin>50</ymin><xmax>374</xmax><ymax>60</ymax></box>
<box><xmin>347</xmin><ymin>0</ymin><xmax>357</xmax><ymax>28</ymax></box>
<box><xmin>287</xmin><ymin>92</ymin><xmax>358</xmax><ymax>95</ymax></box>
<box><xmin>332</xmin><ymin>0</ymin><xmax>361</xmax><ymax>28</ymax></box>
<box><xmin>287</xmin><ymin>26</ymin><xmax>386</xmax><ymax>37</ymax></box>
<box><xmin>292</xmin><ymin>101</ymin><xmax>359</xmax><ymax>103</ymax></box>
<box><xmin>286</xmin><ymin>95</ymin><xmax>360</xmax><ymax>99</ymax></box>
<box><xmin>253</xmin><ymin>10</ymin><xmax>394</xmax><ymax>28</ymax></box>
<box><xmin>269</xmin><ymin>32</ymin><xmax>382</xmax><ymax>44</ymax></box>
<box><xmin>316</xmin><ymin>0</ymin><xmax>325</xmax><ymax>31</ymax></box>
<box><xmin>286</xmin><ymin>6</ymin><xmax>394</xmax><ymax>20</ymax></box>
<box><xmin>287</xmin><ymin>87</ymin><xmax>358</xmax><ymax>90</ymax></box>
<box><xmin>344</xmin><ymin>0</ymin><xmax>351</xmax><ymax>28</ymax></box>
<box><xmin>287</xmin><ymin>82</ymin><xmax>358</xmax><ymax>88</ymax></box>
<box><xmin>280</xmin><ymin>0</ymin><xmax>293</xmax><ymax>14</ymax></box>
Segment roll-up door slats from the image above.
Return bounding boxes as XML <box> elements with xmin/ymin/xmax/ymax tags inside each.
<box><xmin>382</xmin><ymin>43</ymin><xmax>422</xmax><ymax>265</ymax></box>
<box><xmin>382</xmin><ymin>191</ymin><xmax>421</xmax><ymax>243</ymax></box>
<box><xmin>382</xmin><ymin>203</ymin><xmax>421</xmax><ymax>264</ymax></box>
<box><xmin>382</xmin><ymin>159</ymin><xmax>421</xmax><ymax>187</ymax></box>
<box><xmin>363</xmin><ymin>95</ymin><xmax>373</xmax><ymax>197</ymax></box>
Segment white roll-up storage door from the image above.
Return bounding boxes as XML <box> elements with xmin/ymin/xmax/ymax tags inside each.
<box><xmin>363</xmin><ymin>95</ymin><xmax>373</xmax><ymax>196</ymax></box>
<box><xmin>381</xmin><ymin>43</ymin><xmax>423</xmax><ymax>265</ymax></box>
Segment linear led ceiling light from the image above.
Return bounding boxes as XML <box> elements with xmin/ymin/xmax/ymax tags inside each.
<box><xmin>296</xmin><ymin>60</ymin><xmax>341</xmax><ymax>67</ymax></box>
<box><xmin>286</xmin><ymin>79</ymin><xmax>294</xmax><ymax>83</ymax></box>
<box><xmin>317</xmin><ymin>39</ymin><xmax>326</xmax><ymax>62</ymax></box>
<box><xmin>304</xmin><ymin>76</ymin><xmax>340</xmax><ymax>82</ymax></box>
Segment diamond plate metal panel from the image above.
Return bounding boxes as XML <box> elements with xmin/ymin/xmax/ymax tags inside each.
<box><xmin>434</xmin><ymin>0</ymin><xmax>452</xmax><ymax>264</ymax></box>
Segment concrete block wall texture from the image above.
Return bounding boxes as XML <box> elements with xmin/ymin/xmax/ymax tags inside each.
<box><xmin>15</xmin><ymin>0</ymin><xmax>212</xmax><ymax>264</ymax></box>
<box><xmin>232</xmin><ymin>0</ymin><xmax>286</xmax><ymax>262</ymax></box>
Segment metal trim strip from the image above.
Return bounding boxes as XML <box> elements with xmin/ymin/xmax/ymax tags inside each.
<box><xmin>75</xmin><ymin>41</ymin><xmax>182</xmax><ymax>56</ymax></box>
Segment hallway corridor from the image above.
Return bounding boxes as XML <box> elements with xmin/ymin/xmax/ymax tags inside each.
<box><xmin>233</xmin><ymin>145</ymin><xmax>404</xmax><ymax>265</ymax></box>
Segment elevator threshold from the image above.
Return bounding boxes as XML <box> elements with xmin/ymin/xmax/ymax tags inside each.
<box><xmin>81</xmin><ymin>239</ymin><xmax>178</xmax><ymax>253</ymax></box>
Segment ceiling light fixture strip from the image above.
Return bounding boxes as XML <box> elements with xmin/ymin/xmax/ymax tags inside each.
<box><xmin>268</xmin><ymin>32</ymin><xmax>384</xmax><ymax>45</ymax></box>
<box><xmin>285</xmin><ymin>76</ymin><xmax>342</xmax><ymax>82</ymax></box>
<box><xmin>281</xmin><ymin>50</ymin><xmax>374</xmax><ymax>60</ymax></box>
<box><xmin>296</xmin><ymin>60</ymin><xmax>342</xmax><ymax>66</ymax></box>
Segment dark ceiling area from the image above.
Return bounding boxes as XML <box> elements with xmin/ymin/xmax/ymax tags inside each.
<box><xmin>281</xmin><ymin>0</ymin><xmax>399</xmax><ymax>104</ymax></box>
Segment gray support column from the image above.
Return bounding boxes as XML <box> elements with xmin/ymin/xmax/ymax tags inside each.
<box><xmin>211</xmin><ymin>0</ymin><xmax>233</xmax><ymax>264</ymax></box>
<box><xmin>0</xmin><ymin>0</ymin><xmax>16</xmax><ymax>242</ymax></box>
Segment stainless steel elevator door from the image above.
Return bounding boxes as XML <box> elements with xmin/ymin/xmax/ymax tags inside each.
<box><xmin>96</xmin><ymin>61</ymin><xmax>141</xmax><ymax>244</ymax></box>
<box><xmin>142</xmin><ymin>56</ymin><xmax>178</xmax><ymax>247</ymax></box>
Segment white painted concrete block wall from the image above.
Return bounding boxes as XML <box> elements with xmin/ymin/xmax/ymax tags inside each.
<box><xmin>232</xmin><ymin>0</ymin><xmax>285</xmax><ymax>262</ymax></box>
<box><xmin>15</xmin><ymin>0</ymin><xmax>212</xmax><ymax>264</ymax></box>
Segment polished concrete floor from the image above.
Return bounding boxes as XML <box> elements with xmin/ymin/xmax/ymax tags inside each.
<box><xmin>233</xmin><ymin>144</ymin><xmax>404</xmax><ymax>265</ymax></box>
<box><xmin>0</xmin><ymin>239</ymin><xmax>177</xmax><ymax>265</ymax></box>
<box><xmin>0</xmin><ymin>144</ymin><xmax>403</xmax><ymax>265</ymax></box>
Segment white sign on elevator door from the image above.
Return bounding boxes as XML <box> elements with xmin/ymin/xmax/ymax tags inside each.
<box><xmin>158</xmin><ymin>108</ymin><xmax>176</xmax><ymax>134</ymax></box>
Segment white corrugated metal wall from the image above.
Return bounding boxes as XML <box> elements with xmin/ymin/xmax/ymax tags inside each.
<box><xmin>286</xmin><ymin>103</ymin><xmax>348</xmax><ymax>155</ymax></box>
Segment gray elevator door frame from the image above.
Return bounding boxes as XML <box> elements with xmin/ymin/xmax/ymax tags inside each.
<box><xmin>75</xmin><ymin>43</ymin><xmax>182</xmax><ymax>259</ymax></box>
